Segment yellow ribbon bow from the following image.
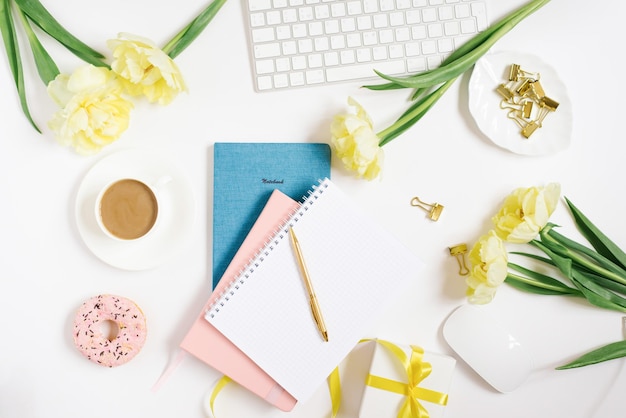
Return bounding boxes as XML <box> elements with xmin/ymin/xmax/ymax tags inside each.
<box><xmin>365</xmin><ymin>339</ymin><xmax>449</xmax><ymax>418</ymax></box>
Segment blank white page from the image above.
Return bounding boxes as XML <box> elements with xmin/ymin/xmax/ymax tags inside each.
<box><xmin>205</xmin><ymin>178</ymin><xmax>423</xmax><ymax>402</ymax></box>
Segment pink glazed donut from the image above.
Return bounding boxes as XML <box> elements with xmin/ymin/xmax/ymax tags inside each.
<box><xmin>73</xmin><ymin>294</ymin><xmax>147</xmax><ymax>367</ymax></box>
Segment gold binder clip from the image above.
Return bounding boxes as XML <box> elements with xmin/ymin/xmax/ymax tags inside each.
<box><xmin>539</xmin><ymin>96</ymin><xmax>560</xmax><ymax>111</ymax></box>
<box><xmin>449</xmin><ymin>244</ymin><xmax>470</xmax><ymax>276</ymax></box>
<box><xmin>496</xmin><ymin>83</ymin><xmax>515</xmax><ymax>100</ymax></box>
<box><xmin>516</xmin><ymin>78</ymin><xmax>534</xmax><ymax>96</ymax></box>
<box><xmin>411</xmin><ymin>196</ymin><xmax>444</xmax><ymax>221</ymax></box>
<box><xmin>521</xmin><ymin>120</ymin><xmax>540</xmax><ymax>138</ymax></box>
<box><xmin>508</xmin><ymin>63</ymin><xmax>521</xmax><ymax>81</ymax></box>
<box><xmin>509</xmin><ymin>63</ymin><xmax>540</xmax><ymax>82</ymax></box>
<box><xmin>529</xmin><ymin>80</ymin><xmax>546</xmax><ymax>99</ymax></box>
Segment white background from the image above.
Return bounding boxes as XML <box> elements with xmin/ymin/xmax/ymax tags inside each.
<box><xmin>1</xmin><ymin>0</ymin><xmax>625</xmax><ymax>417</ymax></box>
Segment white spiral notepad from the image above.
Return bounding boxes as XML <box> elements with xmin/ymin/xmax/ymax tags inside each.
<box><xmin>205</xmin><ymin>178</ymin><xmax>423</xmax><ymax>402</ymax></box>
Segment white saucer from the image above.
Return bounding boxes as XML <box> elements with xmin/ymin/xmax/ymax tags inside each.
<box><xmin>468</xmin><ymin>50</ymin><xmax>573</xmax><ymax>156</ymax></box>
<box><xmin>75</xmin><ymin>148</ymin><xmax>196</xmax><ymax>271</ymax></box>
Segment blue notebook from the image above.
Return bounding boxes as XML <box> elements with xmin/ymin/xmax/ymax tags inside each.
<box><xmin>211</xmin><ymin>142</ymin><xmax>331</xmax><ymax>289</ymax></box>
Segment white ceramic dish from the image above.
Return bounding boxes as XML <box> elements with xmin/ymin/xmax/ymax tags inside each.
<box><xmin>443</xmin><ymin>304</ymin><xmax>532</xmax><ymax>393</ymax></box>
<box><xmin>75</xmin><ymin>148</ymin><xmax>196</xmax><ymax>271</ymax></box>
<box><xmin>468</xmin><ymin>50</ymin><xmax>573</xmax><ymax>156</ymax></box>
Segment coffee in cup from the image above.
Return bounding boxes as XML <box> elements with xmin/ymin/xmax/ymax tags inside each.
<box><xmin>96</xmin><ymin>178</ymin><xmax>159</xmax><ymax>240</ymax></box>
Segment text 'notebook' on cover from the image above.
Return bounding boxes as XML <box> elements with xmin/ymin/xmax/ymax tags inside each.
<box><xmin>211</xmin><ymin>142</ymin><xmax>331</xmax><ymax>289</ymax></box>
<box><xmin>205</xmin><ymin>178</ymin><xmax>423</xmax><ymax>403</ymax></box>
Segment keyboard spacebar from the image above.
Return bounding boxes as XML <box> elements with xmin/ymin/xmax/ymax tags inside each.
<box><xmin>326</xmin><ymin>60</ymin><xmax>406</xmax><ymax>82</ymax></box>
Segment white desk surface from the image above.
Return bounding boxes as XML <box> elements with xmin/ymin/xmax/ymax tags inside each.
<box><xmin>2</xmin><ymin>1</ymin><xmax>625</xmax><ymax>417</ymax></box>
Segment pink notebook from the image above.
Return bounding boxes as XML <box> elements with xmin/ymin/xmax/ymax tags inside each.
<box><xmin>179</xmin><ymin>190</ymin><xmax>299</xmax><ymax>411</ymax></box>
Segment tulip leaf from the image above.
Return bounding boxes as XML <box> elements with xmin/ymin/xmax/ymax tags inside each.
<box><xmin>565</xmin><ymin>197</ymin><xmax>626</xmax><ymax>270</ymax></box>
<box><xmin>531</xmin><ymin>240</ymin><xmax>574</xmax><ymax>279</ymax></box>
<box><xmin>14</xmin><ymin>0</ymin><xmax>107</xmax><ymax>67</ymax></box>
<box><xmin>557</xmin><ymin>340</ymin><xmax>626</xmax><ymax>370</ymax></box>
<box><xmin>16</xmin><ymin>5</ymin><xmax>58</xmax><ymax>85</ymax></box>
<box><xmin>580</xmin><ymin>270</ymin><xmax>626</xmax><ymax>297</ymax></box>
<box><xmin>0</xmin><ymin>0</ymin><xmax>40</xmax><ymax>132</ymax></box>
<box><xmin>510</xmin><ymin>250</ymin><xmax>555</xmax><ymax>266</ymax></box>
<box><xmin>547</xmin><ymin>226</ymin><xmax>626</xmax><ymax>280</ymax></box>
<box><xmin>163</xmin><ymin>0</ymin><xmax>228</xmax><ymax>59</ymax></box>
<box><xmin>570</xmin><ymin>270</ymin><xmax>626</xmax><ymax>312</ymax></box>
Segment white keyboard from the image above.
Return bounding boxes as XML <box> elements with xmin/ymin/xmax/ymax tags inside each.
<box><xmin>245</xmin><ymin>0</ymin><xmax>488</xmax><ymax>91</ymax></box>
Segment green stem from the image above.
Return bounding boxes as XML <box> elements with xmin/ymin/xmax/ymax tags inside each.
<box><xmin>506</xmin><ymin>272</ymin><xmax>580</xmax><ymax>294</ymax></box>
<box><xmin>376</xmin><ymin>76</ymin><xmax>456</xmax><ymax>146</ymax></box>
<box><xmin>162</xmin><ymin>0</ymin><xmax>228</xmax><ymax>58</ymax></box>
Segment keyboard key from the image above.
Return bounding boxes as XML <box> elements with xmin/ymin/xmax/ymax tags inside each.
<box><xmin>315</xmin><ymin>4</ymin><xmax>330</xmax><ymax>18</ymax></box>
<box><xmin>274</xmin><ymin>73</ymin><xmax>289</xmax><ymax>88</ymax></box>
<box><xmin>363</xmin><ymin>31</ymin><xmax>377</xmax><ymax>45</ymax></box>
<box><xmin>324</xmin><ymin>51</ymin><xmax>339</xmax><ymax>65</ymax></box>
<box><xmin>256</xmin><ymin>59</ymin><xmax>275</xmax><ymax>74</ymax></box>
<box><xmin>330</xmin><ymin>35</ymin><xmax>346</xmax><ymax>49</ymax></box>
<box><xmin>252</xmin><ymin>27</ymin><xmax>275</xmax><ymax>43</ymax></box>
<box><xmin>460</xmin><ymin>18</ymin><xmax>476</xmax><ymax>34</ymax></box>
<box><xmin>290</xmin><ymin>72</ymin><xmax>305</xmax><ymax>86</ymax></box>
<box><xmin>407</xmin><ymin>57</ymin><xmax>427</xmax><ymax>72</ymax></box>
<box><xmin>439</xmin><ymin>6</ymin><xmax>454</xmax><ymax>20</ymax></box>
<box><xmin>306</xmin><ymin>69</ymin><xmax>325</xmax><ymax>84</ymax></box>
<box><xmin>330</xmin><ymin>3</ymin><xmax>346</xmax><ymax>17</ymax></box>
<box><xmin>422</xmin><ymin>8</ymin><xmax>437</xmax><ymax>22</ymax></box>
<box><xmin>309</xmin><ymin>21</ymin><xmax>324</xmax><ymax>35</ymax></box>
<box><xmin>324</xmin><ymin>19</ymin><xmax>340</xmax><ymax>34</ymax></box>
<box><xmin>275</xmin><ymin>57</ymin><xmax>291</xmax><ymax>71</ymax></box>
<box><xmin>357</xmin><ymin>16</ymin><xmax>372</xmax><ymax>30</ymax></box>
<box><xmin>308</xmin><ymin>53</ymin><xmax>324</xmax><ymax>67</ymax></box>
<box><xmin>257</xmin><ymin>75</ymin><xmax>273</xmax><ymax>90</ymax></box>
<box><xmin>326</xmin><ymin>60</ymin><xmax>405</xmax><ymax>82</ymax></box>
<box><xmin>249</xmin><ymin>0</ymin><xmax>272</xmax><ymax>12</ymax></box>
<box><xmin>250</xmin><ymin>13</ymin><xmax>266</xmax><ymax>27</ymax></box>
<box><xmin>471</xmin><ymin>2</ymin><xmax>488</xmax><ymax>30</ymax></box>
<box><xmin>314</xmin><ymin>36</ymin><xmax>330</xmax><ymax>50</ymax></box>
<box><xmin>347</xmin><ymin>1</ymin><xmax>362</xmax><ymax>15</ymax></box>
<box><xmin>372</xmin><ymin>46</ymin><xmax>388</xmax><ymax>60</ymax></box>
<box><xmin>340</xmin><ymin>50</ymin><xmax>355</xmax><ymax>64</ymax></box>
<box><xmin>363</xmin><ymin>0</ymin><xmax>378</xmax><ymax>13</ymax></box>
<box><xmin>254</xmin><ymin>43</ymin><xmax>281</xmax><ymax>58</ymax></box>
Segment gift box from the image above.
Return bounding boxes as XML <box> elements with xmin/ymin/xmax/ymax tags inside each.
<box><xmin>358</xmin><ymin>339</ymin><xmax>456</xmax><ymax>418</ymax></box>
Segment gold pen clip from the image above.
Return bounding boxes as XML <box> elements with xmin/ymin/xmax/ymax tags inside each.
<box><xmin>449</xmin><ymin>244</ymin><xmax>470</xmax><ymax>276</ymax></box>
<box><xmin>411</xmin><ymin>196</ymin><xmax>443</xmax><ymax>221</ymax></box>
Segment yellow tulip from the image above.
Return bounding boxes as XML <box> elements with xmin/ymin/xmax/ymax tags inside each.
<box><xmin>47</xmin><ymin>65</ymin><xmax>133</xmax><ymax>154</ymax></box>
<box><xmin>492</xmin><ymin>183</ymin><xmax>561</xmax><ymax>243</ymax></box>
<box><xmin>466</xmin><ymin>230</ymin><xmax>508</xmax><ymax>304</ymax></box>
<box><xmin>330</xmin><ymin>97</ymin><xmax>384</xmax><ymax>180</ymax></box>
<box><xmin>108</xmin><ymin>33</ymin><xmax>187</xmax><ymax>105</ymax></box>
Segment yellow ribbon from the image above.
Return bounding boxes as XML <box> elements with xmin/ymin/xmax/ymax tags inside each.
<box><xmin>207</xmin><ymin>375</ymin><xmax>232</xmax><ymax>417</ymax></box>
<box><xmin>207</xmin><ymin>339</ymin><xmax>446</xmax><ymax>418</ymax></box>
<box><xmin>207</xmin><ymin>369</ymin><xmax>341</xmax><ymax>418</ymax></box>
<box><xmin>364</xmin><ymin>339</ymin><xmax>448</xmax><ymax>418</ymax></box>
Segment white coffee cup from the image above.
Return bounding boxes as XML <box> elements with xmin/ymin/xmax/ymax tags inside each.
<box><xmin>95</xmin><ymin>178</ymin><xmax>160</xmax><ymax>241</ymax></box>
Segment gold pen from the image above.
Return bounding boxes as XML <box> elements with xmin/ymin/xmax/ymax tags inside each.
<box><xmin>288</xmin><ymin>226</ymin><xmax>329</xmax><ymax>342</ymax></box>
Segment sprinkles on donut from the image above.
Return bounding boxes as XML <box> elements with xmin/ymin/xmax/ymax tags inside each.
<box><xmin>73</xmin><ymin>294</ymin><xmax>147</xmax><ymax>367</ymax></box>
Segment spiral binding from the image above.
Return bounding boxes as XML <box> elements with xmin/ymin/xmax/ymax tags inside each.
<box><xmin>206</xmin><ymin>178</ymin><xmax>330</xmax><ymax>319</ymax></box>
